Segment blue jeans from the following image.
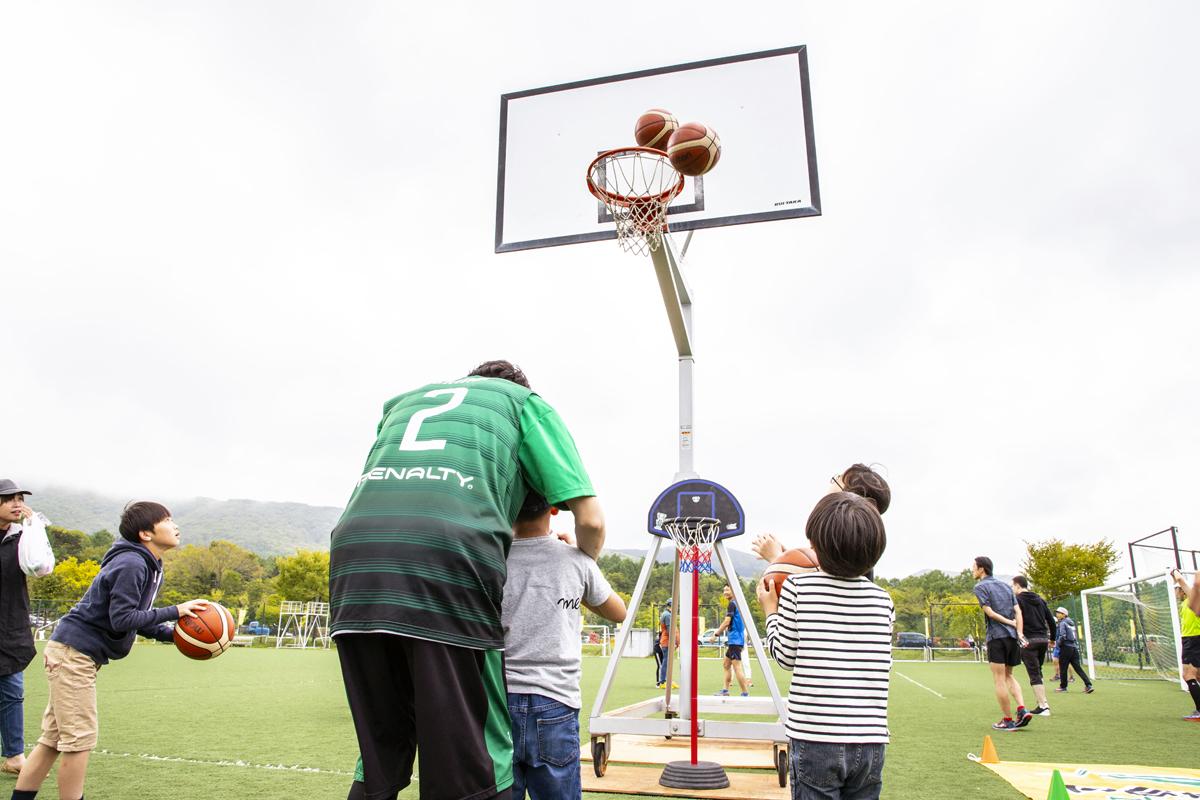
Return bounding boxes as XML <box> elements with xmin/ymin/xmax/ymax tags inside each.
<box><xmin>0</xmin><ymin>671</ymin><xmax>24</xmax><ymax>758</ymax></box>
<box><xmin>508</xmin><ymin>693</ymin><xmax>580</xmax><ymax>800</ymax></box>
<box><xmin>790</xmin><ymin>738</ymin><xmax>885</xmax><ymax>800</ymax></box>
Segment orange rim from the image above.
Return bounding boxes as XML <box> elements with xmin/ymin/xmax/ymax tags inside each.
<box><xmin>586</xmin><ymin>147</ymin><xmax>685</xmax><ymax>207</ymax></box>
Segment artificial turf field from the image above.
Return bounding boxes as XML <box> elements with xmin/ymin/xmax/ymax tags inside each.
<box><xmin>4</xmin><ymin>643</ymin><xmax>1196</xmax><ymax>799</ymax></box>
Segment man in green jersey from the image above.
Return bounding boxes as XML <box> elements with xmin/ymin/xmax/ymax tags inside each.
<box><xmin>1170</xmin><ymin>569</ymin><xmax>1200</xmax><ymax>721</ymax></box>
<box><xmin>331</xmin><ymin>360</ymin><xmax>605</xmax><ymax>800</ymax></box>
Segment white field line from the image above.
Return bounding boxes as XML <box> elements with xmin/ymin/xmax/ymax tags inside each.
<box><xmin>893</xmin><ymin>670</ymin><xmax>946</xmax><ymax>699</ymax></box>
<box><xmin>94</xmin><ymin>749</ymin><xmax>360</xmax><ymax>777</ymax></box>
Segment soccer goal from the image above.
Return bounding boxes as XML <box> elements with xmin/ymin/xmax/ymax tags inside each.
<box><xmin>1081</xmin><ymin>570</ymin><xmax>1187</xmax><ymax>688</ymax></box>
<box><xmin>581</xmin><ymin>625</ymin><xmax>611</xmax><ymax>657</ymax></box>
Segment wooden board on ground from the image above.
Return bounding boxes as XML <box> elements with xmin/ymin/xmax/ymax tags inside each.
<box><xmin>580</xmin><ymin>735</ymin><xmax>778</xmax><ymax>769</ymax></box>
<box><xmin>582</xmin><ymin>763</ymin><xmax>786</xmax><ymax>799</ymax></box>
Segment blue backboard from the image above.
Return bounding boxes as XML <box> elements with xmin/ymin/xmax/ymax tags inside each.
<box><xmin>647</xmin><ymin>478</ymin><xmax>744</xmax><ymax>540</ymax></box>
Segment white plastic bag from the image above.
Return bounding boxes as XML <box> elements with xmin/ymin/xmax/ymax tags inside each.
<box><xmin>17</xmin><ymin>510</ymin><xmax>55</xmax><ymax>577</ymax></box>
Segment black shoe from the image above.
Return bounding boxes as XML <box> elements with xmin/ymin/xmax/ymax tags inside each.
<box><xmin>1084</xmin><ymin>685</ymin><xmax>1095</xmax><ymax>694</ymax></box>
<box><xmin>1029</xmin><ymin>706</ymin><xmax>1051</xmax><ymax>716</ymax></box>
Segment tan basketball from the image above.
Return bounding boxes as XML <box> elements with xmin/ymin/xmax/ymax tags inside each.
<box><xmin>634</xmin><ymin>108</ymin><xmax>679</xmax><ymax>150</ymax></box>
<box><xmin>173</xmin><ymin>601</ymin><xmax>235</xmax><ymax>660</ymax></box>
<box><xmin>666</xmin><ymin>122</ymin><xmax>721</xmax><ymax>176</ymax></box>
<box><xmin>763</xmin><ymin>547</ymin><xmax>819</xmax><ymax>594</ymax></box>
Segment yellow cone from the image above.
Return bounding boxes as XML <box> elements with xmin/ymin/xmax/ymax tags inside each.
<box><xmin>1046</xmin><ymin>769</ymin><xmax>1069</xmax><ymax>800</ymax></box>
<box><xmin>980</xmin><ymin>735</ymin><xmax>1000</xmax><ymax>764</ymax></box>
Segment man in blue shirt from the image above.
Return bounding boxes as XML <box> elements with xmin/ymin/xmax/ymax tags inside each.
<box><xmin>972</xmin><ymin>557</ymin><xmax>1032</xmax><ymax>731</ymax></box>
<box><xmin>714</xmin><ymin>585</ymin><xmax>750</xmax><ymax>697</ymax></box>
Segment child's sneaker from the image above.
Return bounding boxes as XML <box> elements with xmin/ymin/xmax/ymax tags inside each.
<box><xmin>1054</xmin><ymin>687</ymin><xmax>1068</xmax><ymax>693</ymax></box>
<box><xmin>1083</xmin><ymin>685</ymin><xmax>1095</xmax><ymax>694</ymax></box>
<box><xmin>1183</xmin><ymin>711</ymin><xmax>1200</xmax><ymax>722</ymax></box>
<box><xmin>714</xmin><ymin>689</ymin><xmax>729</xmax><ymax>696</ymax></box>
<box><xmin>1029</xmin><ymin>706</ymin><xmax>1051</xmax><ymax>716</ymax></box>
<box><xmin>991</xmin><ymin>718</ymin><xmax>1017</xmax><ymax>731</ymax></box>
<box><xmin>1014</xmin><ymin>708</ymin><xmax>1033</xmax><ymax>728</ymax></box>
<box><xmin>740</xmin><ymin>692</ymin><xmax>749</xmax><ymax>697</ymax></box>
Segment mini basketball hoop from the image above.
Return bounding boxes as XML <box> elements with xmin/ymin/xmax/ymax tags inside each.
<box><xmin>586</xmin><ymin>147</ymin><xmax>685</xmax><ymax>255</ymax></box>
<box><xmin>661</xmin><ymin>516</ymin><xmax>720</xmax><ymax>574</ymax></box>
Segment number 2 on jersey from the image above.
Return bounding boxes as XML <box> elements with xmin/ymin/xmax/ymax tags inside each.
<box><xmin>398</xmin><ymin>388</ymin><xmax>468</xmax><ymax>451</ymax></box>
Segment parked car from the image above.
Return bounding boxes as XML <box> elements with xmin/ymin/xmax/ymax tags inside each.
<box><xmin>895</xmin><ymin>632</ymin><xmax>928</xmax><ymax>649</ymax></box>
<box><xmin>241</xmin><ymin>621</ymin><xmax>272</xmax><ymax>636</ymax></box>
<box><xmin>698</xmin><ymin>628</ymin><xmax>725</xmax><ymax>646</ymax></box>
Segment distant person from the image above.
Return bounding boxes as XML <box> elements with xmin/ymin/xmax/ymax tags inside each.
<box><xmin>654</xmin><ymin>607</ymin><xmax>673</xmax><ymax>688</ymax></box>
<box><xmin>330</xmin><ymin>360</ymin><xmax>605</xmax><ymax>800</ymax></box>
<box><xmin>1011</xmin><ymin>575</ymin><xmax>1056</xmax><ymax>716</ymax></box>
<box><xmin>502</xmin><ymin>492</ymin><xmax>626</xmax><ymax>799</ymax></box>
<box><xmin>751</xmin><ymin>464</ymin><xmax>891</xmax><ymax>565</ymax></box>
<box><xmin>0</xmin><ymin>480</ymin><xmax>44</xmax><ymax>776</ymax></box>
<box><xmin>713</xmin><ymin>584</ymin><xmax>749</xmax><ymax>697</ymax></box>
<box><xmin>12</xmin><ymin>501</ymin><xmax>208</xmax><ymax>800</ymax></box>
<box><xmin>1169</xmin><ymin>569</ymin><xmax>1200</xmax><ymax>721</ymax></box>
<box><xmin>971</xmin><ymin>557</ymin><xmax>1032</xmax><ymax>731</ymax></box>
<box><xmin>759</xmin><ymin>492</ymin><xmax>892</xmax><ymax>799</ymax></box>
<box><xmin>1052</xmin><ymin>607</ymin><xmax>1094</xmax><ymax>694</ymax></box>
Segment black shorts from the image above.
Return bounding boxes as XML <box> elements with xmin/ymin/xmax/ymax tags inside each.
<box><xmin>1183</xmin><ymin>636</ymin><xmax>1200</xmax><ymax>668</ymax></box>
<box><xmin>1019</xmin><ymin>639</ymin><xmax>1049</xmax><ymax>685</ymax></box>
<box><xmin>725</xmin><ymin>644</ymin><xmax>743</xmax><ymax>661</ymax></box>
<box><xmin>987</xmin><ymin>637</ymin><xmax>1021</xmax><ymax>667</ymax></box>
<box><xmin>337</xmin><ymin>633</ymin><xmax>513</xmax><ymax>800</ymax></box>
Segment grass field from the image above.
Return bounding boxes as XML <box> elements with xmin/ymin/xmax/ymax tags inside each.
<box><xmin>3</xmin><ymin>642</ymin><xmax>1196</xmax><ymax>799</ymax></box>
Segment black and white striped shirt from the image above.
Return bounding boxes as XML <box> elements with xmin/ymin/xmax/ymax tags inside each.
<box><xmin>765</xmin><ymin>571</ymin><xmax>894</xmax><ymax>744</ymax></box>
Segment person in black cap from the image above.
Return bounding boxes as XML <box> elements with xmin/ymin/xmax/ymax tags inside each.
<box><xmin>0</xmin><ymin>479</ymin><xmax>37</xmax><ymax>776</ymax></box>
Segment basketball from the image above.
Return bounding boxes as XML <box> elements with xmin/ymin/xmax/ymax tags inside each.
<box><xmin>763</xmin><ymin>547</ymin><xmax>820</xmax><ymax>594</ymax></box>
<box><xmin>634</xmin><ymin>108</ymin><xmax>678</xmax><ymax>150</ymax></box>
<box><xmin>174</xmin><ymin>601</ymin><xmax>236</xmax><ymax>660</ymax></box>
<box><xmin>666</xmin><ymin>122</ymin><xmax>721</xmax><ymax>176</ymax></box>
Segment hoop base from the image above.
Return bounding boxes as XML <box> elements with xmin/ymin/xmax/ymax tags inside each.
<box><xmin>659</xmin><ymin>760</ymin><xmax>731</xmax><ymax>789</ymax></box>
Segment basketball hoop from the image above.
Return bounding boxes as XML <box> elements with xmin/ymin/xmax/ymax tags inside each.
<box><xmin>586</xmin><ymin>147</ymin><xmax>685</xmax><ymax>256</ymax></box>
<box><xmin>661</xmin><ymin>516</ymin><xmax>720</xmax><ymax>575</ymax></box>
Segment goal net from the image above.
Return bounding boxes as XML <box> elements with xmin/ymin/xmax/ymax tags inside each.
<box><xmin>1081</xmin><ymin>570</ymin><xmax>1185</xmax><ymax>686</ymax></box>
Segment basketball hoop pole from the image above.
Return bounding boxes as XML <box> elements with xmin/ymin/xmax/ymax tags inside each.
<box><xmin>649</xmin><ymin>236</ymin><xmax>699</xmax><ymax>481</ymax></box>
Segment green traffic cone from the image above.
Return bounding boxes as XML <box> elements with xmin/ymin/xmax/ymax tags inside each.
<box><xmin>1046</xmin><ymin>769</ymin><xmax>1069</xmax><ymax>800</ymax></box>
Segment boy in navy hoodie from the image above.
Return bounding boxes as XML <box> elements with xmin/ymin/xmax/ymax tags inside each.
<box><xmin>11</xmin><ymin>502</ymin><xmax>207</xmax><ymax>800</ymax></box>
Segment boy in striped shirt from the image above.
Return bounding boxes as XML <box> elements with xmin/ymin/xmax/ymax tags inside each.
<box><xmin>758</xmin><ymin>492</ymin><xmax>893</xmax><ymax>800</ymax></box>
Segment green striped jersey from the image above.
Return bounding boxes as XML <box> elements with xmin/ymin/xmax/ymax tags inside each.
<box><xmin>329</xmin><ymin>376</ymin><xmax>593</xmax><ymax>650</ymax></box>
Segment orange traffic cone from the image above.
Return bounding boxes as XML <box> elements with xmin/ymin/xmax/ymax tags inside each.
<box><xmin>980</xmin><ymin>735</ymin><xmax>1000</xmax><ymax>764</ymax></box>
<box><xmin>1046</xmin><ymin>769</ymin><xmax>1069</xmax><ymax>800</ymax></box>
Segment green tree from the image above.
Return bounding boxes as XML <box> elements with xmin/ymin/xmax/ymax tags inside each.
<box><xmin>275</xmin><ymin>549</ymin><xmax>330</xmax><ymax>603</ymax></box>
<box><xmin>30</xmin><ymin>556</ymin><xmax>102</xmax><ymax>611</ymax></box>
<box><xmin>47</xmin><ymin>526</ymin><xmax>91</xmax><ymax>561</ymax></box>
<box><xmin>1022</xmin><ymin>538</ymin><xmax>1120</xmax><ymax>599</ymax></box>
<box><xmin>162</xmin><ymin>540</ymin><xmax>265</xmax><ymax>608</ymax></box>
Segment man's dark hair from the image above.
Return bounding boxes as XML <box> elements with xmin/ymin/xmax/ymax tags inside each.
<box><xmin>1012</xmin><ymin>575</ymin><xmax>1029</xmax><ymax>589</ymax></box>
<box><xmin>806</xmin><ymin>492</ymin><xmax>887</xmax><ymax>578</ymax></box>
<box><xmin>841</xmin><ymin>464</ymin><xmax>891</xmax><ymax>514</ymax></box>
<box><xmin>974</xmin><ymin>556</ymin><xmax>994</xmax><ymax>576</ymax></box>
<box><xmin>515</xmin><ymin>492</ymin><xmax>551</xmax><ymax>523</ymax></box>
<box><xmin>468</xmin><ymin>360</ymin><xmax>531</xmax><ymax>389</ymax></box>
<box><xmin>119</xmin><ymin>501</ymin><xmax>171</xmax><ymax>543</ymax></box>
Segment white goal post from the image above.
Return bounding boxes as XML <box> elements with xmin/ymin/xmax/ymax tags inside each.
<box><xmin>1081</xmin><ymin>569</ymin><xmax>1188</xmax><ymax>689</ymax></box>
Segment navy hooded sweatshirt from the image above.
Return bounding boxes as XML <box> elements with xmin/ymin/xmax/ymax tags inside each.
<box><xmin>51</xmin><ymin>539</ymin><xmax>179</xmax><ymax>665</ymax></box>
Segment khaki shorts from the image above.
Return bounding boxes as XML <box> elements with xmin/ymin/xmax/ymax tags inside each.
<box><xmin>38</xmin><ymin>640</ymin><xmax>100</xmax><ymax>752</ymax></box>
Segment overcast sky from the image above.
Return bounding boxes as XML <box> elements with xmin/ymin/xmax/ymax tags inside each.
<box><xmin>3</xmin><ymin>1</ymin><xmax>1197</xmax><ymax>580</ymax></box>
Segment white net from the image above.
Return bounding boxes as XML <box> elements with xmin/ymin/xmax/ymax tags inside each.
<box><xmin>586</xmin><ymin>149</ymin><xmax>683</xmax><ymax>256</ymax></box>
<box><xmin>1082</xmin><ymin>571</ymin><xmax>1182</xmax><ymax>683</ymax></box>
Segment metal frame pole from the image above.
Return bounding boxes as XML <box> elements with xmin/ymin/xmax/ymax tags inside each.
<box><xmin>1080</xmin><ymin>587</ymin><xmax>1097</xmax><ymax>680</ymax></box>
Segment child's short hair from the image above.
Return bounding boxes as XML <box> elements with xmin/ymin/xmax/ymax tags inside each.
<box><xmin>118</xmin><ymin>501</ymin><xmax>171</xmax><ymax>543</ymax></box>
<box><xmin>515</xmin><ymin>492</ymin><xmax>551</xmax><ymax>523</ymax></box>
<box><xmin>841</xmin><ymin>464</ymin><xmax>891</xmax><ymax>514</ymax></box>
<box><xmin>974</xmin><ymin>556</ymin><xmax>994</xmax><ymax>576</ymax></box>
<box><xmin>1012</xmin><ymin>575</ymin><xmax>1029</xmax><ymax>589</ymax></box>
<box><xmin>806</xmin><ymin>492</ymin><xmax>886</xmax><ymax>578</ymax></box>
<box><xmin>468</xmin><ymin>360</ymin><xmax>531</xmax><ymax>389</ymax></box>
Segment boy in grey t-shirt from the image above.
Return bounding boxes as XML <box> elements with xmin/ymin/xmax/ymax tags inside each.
<box><xmin>503</xmin><ymin>493</ymin><xmax>626</xmax><ymax>800</ymax></box>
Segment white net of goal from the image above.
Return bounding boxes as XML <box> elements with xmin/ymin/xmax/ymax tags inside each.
<box><xmin>1081</xmin><ymin>571</ymin><xmax>1182</xmax><ymax>683</ymax></box>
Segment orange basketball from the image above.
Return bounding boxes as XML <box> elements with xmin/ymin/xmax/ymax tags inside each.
<box><xmin>763</xmin><ymin>547</ymin><xmax>820</xmax><ymax>594</ymax></box>
<box><xmin>634</xmin><ymin>108</ymin><xmax>678</xmax><ymax>150</ymax></box>
<box><xmin>173</xmin><ymin>601</ymin><xmax>235</xmax><ymax>660</ymax></box>
<box><xmin>666</xmin><ymin>122</ymin><xmax>721</xmax><ymax>176</ymax></box>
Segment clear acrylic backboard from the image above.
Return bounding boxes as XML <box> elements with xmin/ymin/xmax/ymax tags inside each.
<box><xmin>495</xmin><ymin>45</ymin><xmax>821</xmax><ymax>253</ymax></box>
